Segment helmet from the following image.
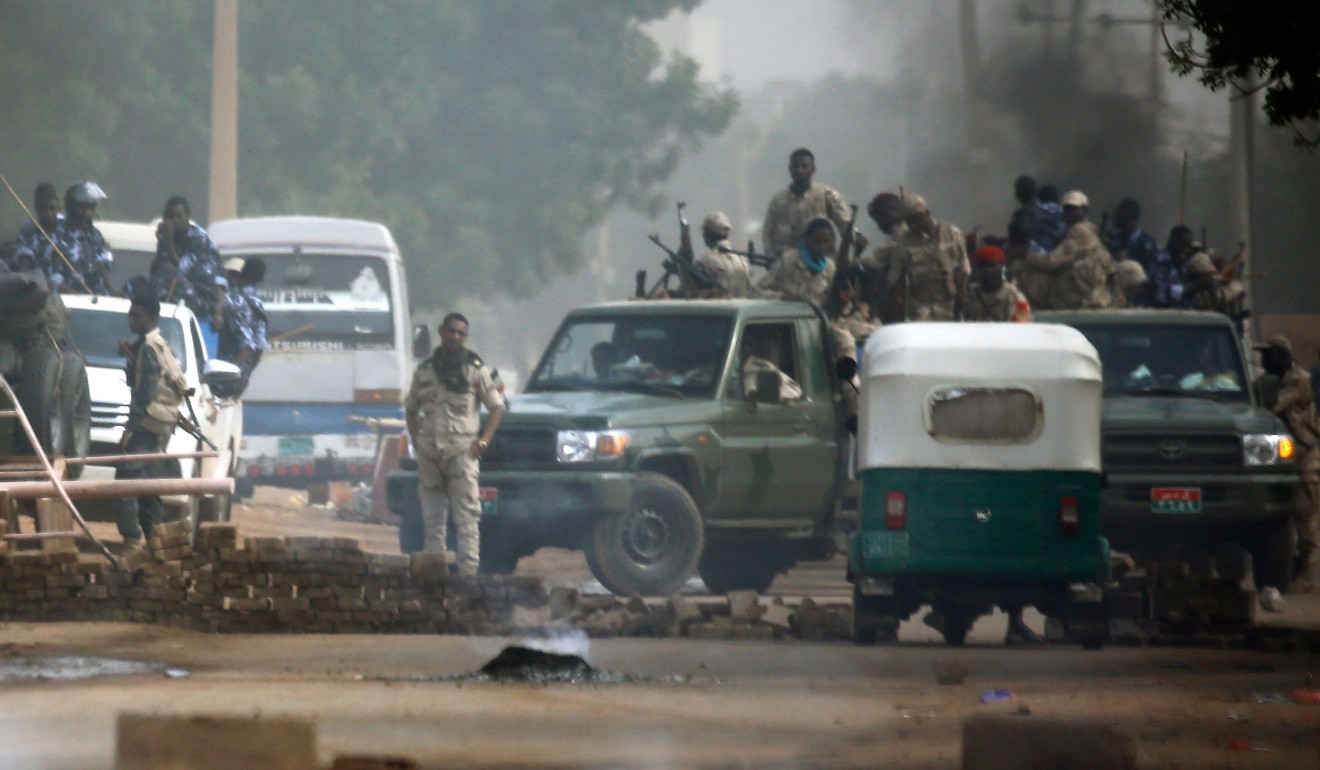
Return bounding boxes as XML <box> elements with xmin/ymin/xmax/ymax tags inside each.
<box><xmin>68</xmin><ymin>181</ymin><xmax>108</xmax><ymax>205</ymax></box>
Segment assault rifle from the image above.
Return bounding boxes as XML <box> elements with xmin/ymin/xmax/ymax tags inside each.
<box><xmin>178</xmin><ymin>389</ymin><xmax>218</xmax><ymax>451</ymax></box>
<box><xmin>644</xmin><ymin>203</ymin><xmax>725</xmax><ymax>298</ymax></box>
<box><xmin>836</xmin><ymin>204</ymin><xmax>859</xmax><ymax>270</ymax></box>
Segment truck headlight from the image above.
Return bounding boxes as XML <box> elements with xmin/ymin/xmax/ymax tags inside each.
<box><xmin>1243</xmin><ymin>433</ymin><xmax>1295</xmax><ymax>466</ymax></box>
<box><xmin>556</xmin><ymin>430</ymin><xmax>630</xmax><ymax>463</ymax></box>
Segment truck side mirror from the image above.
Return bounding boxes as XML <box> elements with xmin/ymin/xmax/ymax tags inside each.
<box><xmin>412</xmin><ymin>324</ymin><xmax>431</xmax><ymax>359</ymax></box>
<box><xmin>835</xmin><ymin>357</ymin><xmax>858</xmax><ymax>382</ymax></box>
<box><xmin>201</xmin><ymin>359</ymin><xmax>242</xmax><ymax>386</ymax></box>
<box><xmin>753</xmin><ymin>370</ymin><xmax>782</xmax><ymax>405</ymax></box>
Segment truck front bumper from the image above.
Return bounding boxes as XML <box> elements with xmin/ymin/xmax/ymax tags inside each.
<box><xmin>1100</xmin><ymin>471</ymin><xmax>1299</xmax><ymax>545</ymax></box>
<box><xmin>386</xmin><ymin>469</ymin><xmax>635</xmax><ymax>522</ymax></box>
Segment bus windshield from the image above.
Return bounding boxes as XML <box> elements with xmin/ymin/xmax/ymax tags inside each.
<box><xmin>248</xmin><ymin>252</ymin><xmax>394</xmax><ymax>349</ymax></box>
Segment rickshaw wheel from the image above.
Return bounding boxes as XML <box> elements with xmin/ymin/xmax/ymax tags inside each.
<box><xmin>587</xmin><ymin>473</ymin><xmax>704</xmax><ymax>596</ymax></box>
<box><xmin>852</xmin><ymin>585</ymin><xmax>899</xmax><ymax>645</ymax></box>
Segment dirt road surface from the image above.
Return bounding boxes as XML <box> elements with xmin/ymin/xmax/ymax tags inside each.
<box><xmin>3</xmin><ymin>488</ymin><xmax>1315</xmax><ymax>769</ymax></box>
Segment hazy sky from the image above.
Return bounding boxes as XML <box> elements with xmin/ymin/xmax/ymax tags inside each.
<box><xmin>692</xmin><ymin>0</ymin><xmax>867</xmax><ymax>90</ymax></box>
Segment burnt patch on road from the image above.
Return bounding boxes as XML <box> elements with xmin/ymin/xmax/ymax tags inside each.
<box><xmin>477</xmin><ymin>645</ymin><xmax>602</xmax><ymax>683</ymax></box>
<box><xmin>0</xmin><ymin>656</ymin><xmax>160</xmax><ymax>683</ymax></box>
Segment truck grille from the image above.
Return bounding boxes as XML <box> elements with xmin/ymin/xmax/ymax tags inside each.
<box><xmin>482</xmin><ymin>427</ymin><xmax>557</xmax><ymax>469</ymax></box>
<box><xmin>91</xmin><ymin>399</ymin><xmax>128</xmax><ymax>430</ymax></box>
<box><xmin>1103</xmin><ymin>434</ymin><xmax>1241</xmax><ymax>470</ymax></box>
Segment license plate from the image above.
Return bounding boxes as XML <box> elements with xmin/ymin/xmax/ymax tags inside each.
<box><xmin>277</xmin><ymin>436</ymin><xmax>314</xmax><ymax>457</ymax></box>
<box><xmin>1151</xmin><ymin>487</ymin><xmax>1202</xmax><ymax>513</ymax></box>
<box><xmin>478</xmin><ymin>486</ymin><xmax>498</xmax><ymax>515</ymax></box>
<box><xmin>862</xmin><ymin>532</ymin><xmax>909</xmax><ymax>559</ymax></box>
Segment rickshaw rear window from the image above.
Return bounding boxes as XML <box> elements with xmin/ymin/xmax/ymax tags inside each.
<box><xmin>927</xmin><ymin>387</ymin><xmax>1041</xmax><ymax>443</ymax></box>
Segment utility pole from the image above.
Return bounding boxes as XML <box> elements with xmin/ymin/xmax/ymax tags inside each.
<box><xmin>959</xmin><ymin>0</ymin><xmax>992</xmax><ymax>231</ymax></box>
<box><xmin>208</xmin><ymin>0</ymin><xmax>238</xmax><ymax>224</ymax></box>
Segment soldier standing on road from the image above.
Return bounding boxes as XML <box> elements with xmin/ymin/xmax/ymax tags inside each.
<box><xmin>1022</xmin><ymin>190</ymin><xmax>1115</xmax><ymax>310</ymax></box>
<box><xmin>52</xmin><ymin>182</ymin><xmax>113</xmax><ymax>295</ymax></box>
<box><xmin>865</xmin><ymin>195</ymin><xmax>969</xmax><ymax>322</ymax></box>
<box><xmin>11</xmin><ymin>183</ymin><xmax>63</xmax><ymax>282</ymax></box>
<box><xmin>761</xmin><ymin>148</ymin><xmax>867</xmax><ymax>259</ymax></box>
<box><xmin>1258</xmin><ymin>336</ymin><xmax>1320</xmax><ymax>593</ymax></box>
<box><xmin>694</xmin><ymin>211</ymin><xmax>758</xmax><ymax>298</ymax></box>
<box><xmin>404</xmin><ymin>313</ymin><xmax>505</xmax><ymax>575</ymax></box>
<box><xmin>965</xmin><ymin>245</ymin><xmax>1030</xmax><ymax>322</ymax></box>
<box><xmin>116</xmin><ymin>295</ymin><xmax>187</xmax><ymax>555</ymax></box>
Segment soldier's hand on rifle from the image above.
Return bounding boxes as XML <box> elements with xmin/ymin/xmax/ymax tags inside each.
<box><xmin>853</xmin><ymin>231</ymin><xmax>869</xmax><ymax>255</ymax></box>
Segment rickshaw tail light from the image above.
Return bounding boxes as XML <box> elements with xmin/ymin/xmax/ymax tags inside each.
<box><xmin>1059</xmin><ymin>497</ymin><xmax>1080</xmax><ymax>536</ymax></box>
<box><xmin>885</xmin><ymin>492</ymin><xmax>907</xmax><ymax>530</ymax></box>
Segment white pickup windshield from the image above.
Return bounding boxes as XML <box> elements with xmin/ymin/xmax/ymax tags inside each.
<box><xmin>66</xmin><ymin>310</ymin><xmax>189</xmax><ymax>373</ymax></box>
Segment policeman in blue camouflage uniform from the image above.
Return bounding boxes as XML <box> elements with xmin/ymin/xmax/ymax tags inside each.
<box><xmin>150</xmin><ymin>195</ymin><xmax>226</xmax><ymax>355</ymax></box>
<box><xmin>51</xmin><ymin>182</ymin><xmax>113</xmax><ymax>294</ymax></box>
<box><xmin>238</xmin><ymin>257</ymin><xmax>268</xmax><ymax>394</ymax></box>
<box><xmin>11</xmin><ymin>183</ymin><xmax>63</xmax><ymax>282</ymax></box>
<box><xmin>404</xmin><ymin>313</ymin><xmax>505</xmax><ymax>575</ymax></box>
<box><xmin>1104</xmin><ymin>198</ymin><xmax>1159</xmax><ymax>306</ymax></box>
<box><xmin>216</xmin><ymin>257</ymin><xmax>255</xmax><ymax>383</ymax></box>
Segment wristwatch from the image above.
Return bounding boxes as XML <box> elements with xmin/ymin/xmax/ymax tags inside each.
<box><xmin>477</xmin><ymin>439</ymin><xmax>488</xmax><ymax>450</ymax></box>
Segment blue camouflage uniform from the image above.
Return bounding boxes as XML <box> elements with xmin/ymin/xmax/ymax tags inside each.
<box><xmin>1147</xmin><ymin>249</ymin><xmax>1189</xmax><ymax>309</ymax></box>
<box><xmin>1009</xmin><ymin>200</ymin><xmax>1066</xmax><ymax>254</ymax></box>
<box><xmin>11</xmin><ymin>215</ymin><xmax>64</xmax><ymax>283</ymax></box>
<box><xmin>217</xmin><ymin>283</ymin><xmax>255</xmax><ymax>363</ymax></box>
<box><xmin>149</xmin><ymin>223</ymin><xmax>224</xmax><ymax>316</ymax></box>
<box><xmin>51</xmin><ymin>219</ymin><xmax>113</xmax><ymax>294</ymax></box>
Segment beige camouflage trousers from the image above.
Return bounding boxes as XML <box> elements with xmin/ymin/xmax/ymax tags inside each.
<box><xmin>1297</xmin><ymin>476</ymin><xmax>1319</xmax><ymax>580</ymax></box>
<box><xmin>416</xmin><ymin>438</ymin><xmax>481</xmax><ymax>572</ymax></box>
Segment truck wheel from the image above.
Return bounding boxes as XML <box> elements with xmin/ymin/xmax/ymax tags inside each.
<box><xmin>852</xmin><ymin>584</ymin><xmax>899</xmax><ymax>645</ymax></box>
<box><xmin>57</xmin><ymin>352</ymin><xmax>91</xmax><ymax>477</ymax></box>
<box><xmin>13</xmin><ymin>346</ymin><xmax>62</xmax><ymax>457</ymax></box>
<box><xmin>587</xmin><ymin>473</ymin><xmax>704</xmax><ymax>597</ymax></box>
<box><xmin>698</xmin><ymin>542</ymin><xmax>781</xmax><ymax>595</ymax></box>
<box><xmin>398</xmin><ymin>506</ymin><xmax>424</xmax><ymax>554</ymax></box>
<box><xmin>941</xmin><ymin>610</ymin><xmax>976</xmax><ymax>647</ymax></box>
<box><xmin>1251</xmin><ymin>517</ymin><xmax>1296</xmax><ymax>592</ymax></box>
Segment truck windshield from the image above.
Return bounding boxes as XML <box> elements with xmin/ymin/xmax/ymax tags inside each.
<box><xmin>1069</xmin><ymin>322</ymin><xmax>1249</xmax><ymax>402</ymax></box>
<box><xmin>528</xmin><ymin>315</ymin><xmax>733</xmax><ymax>397</ymax></box>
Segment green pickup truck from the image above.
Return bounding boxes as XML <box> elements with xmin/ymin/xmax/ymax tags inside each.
<box><xmin>1037</xmin><ymin>310</ymin><xmax>1302</xmax><ymax>590</ymax></box>
<box><xmin>387</xmin><ymin>299</ymin><xmax>854</xmax><ymax>596</ymax></box>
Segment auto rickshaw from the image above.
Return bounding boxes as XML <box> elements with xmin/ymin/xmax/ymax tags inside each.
<box><xmin>849</xmin><ymin>322</ymin><xmax>1110</xmax><ymax>647</ymax></box>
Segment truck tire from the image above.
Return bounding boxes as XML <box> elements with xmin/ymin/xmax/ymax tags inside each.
<box><xmin>587</xmin><ymin>473</ymin><xmax>704</xmax><ymax>597</ymax></box>
<box><xmin>698</xmin><ymin>541</ymin><xmax>781</xmax><ymax>595</ymax></box>
<box><xmin>12</xmin><ymin>346</ymin><xmax>62</xmax><ymax>456</ymax></box>
<box><xmin>1251</xmin><ymin>516</ymin><xmax>1296</xmax><ymax>592</ymax></box>
<box><xmin>941</xmin><ymin>609</ymin><xmax>976</xmax><ymax>647</ymax></box>
<box><xmin>57</xmin><ymin>352</ymin><xmax>91</xmax><ymax>477</ymax></box>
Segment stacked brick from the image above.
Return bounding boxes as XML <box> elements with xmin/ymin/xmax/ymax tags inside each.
<box><xmin>0</xmin><ymin>521</ymin><xmax>547</xmax><ymax>635</ymax></box>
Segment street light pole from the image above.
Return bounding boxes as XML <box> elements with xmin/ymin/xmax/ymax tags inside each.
<box><xmin>208</xmin><ymin>0</ymin><xmax>238</xmax><ymax>224</ymax></box>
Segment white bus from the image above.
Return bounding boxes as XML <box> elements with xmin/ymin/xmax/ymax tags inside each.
<box><xmin>209</xmin><ymin>216</ymin><xmax>412</xmax><ymax>493</ymax></box>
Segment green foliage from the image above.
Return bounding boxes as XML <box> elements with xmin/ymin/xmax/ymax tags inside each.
<box><xmin>1159</xmin><ymin>0</ymin><xmax>1320</xmax><ymax>147</ymax></box>
<box><xmin>0</xmin><ymin>1</ymin><xmax>735</xmax><ymax>307</ymax></box>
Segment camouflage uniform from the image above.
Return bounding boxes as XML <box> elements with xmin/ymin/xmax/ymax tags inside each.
<box><xmin>742</xmin><ymin>355</ymin><xmax>803</xmax><ymax>403</ymax></box>
<box><xmin>1112</xmin><ymin>259</ymin><xmax>1148</xmax><ymax>308</ymax></box>
<box><xmin>967</xmin><ymin>281</ymin><xmax>1030</xmax><ymax>322</ymax></box>
<box><xmin>11</xmin><ymin>216</ymin><xmax>64</xmax><ymax>285</ymax></box>
<box><xmin>1022</xmin><ymin>221</ymin><xmax>1115</xmax><ymax>309</ymax></box>
<box><xmin>119</xmin><ymin>327</ymin><xmax>187</xmax><ymax>543</ymax></box>
<box><xmin>1184</xmin><ymin>254</ymin><xmax>1247</xmax><ymax>327</ymax></box>
<box><xmin>865</xmin><ymin>221</ymin><xmax>969</xmax><ymax>321</ymax></box>
<box><xmin>762</xmin><ymin>183</ymin><xmax>855</xmax><ymax>257</ymax></box>
<box><xmin>51</xmin><ymin>219</ymin><xmax>113</xmax><ymax>294</ymax></box>
<box><xmin>405</xmin><ymin>347</ymin><xmax>504</xmax><ymax>571</ymax></box>
<box><xmin>695</xmin><ymin>240</ymin><xmax>759</xmax><ymax>299</ymax></box>
<box><xmin>1263</xmin><ymin>363</ymin><xmax>1320</xmax><ymax>584</ymax></box>
<box><xmin>757</xmin><ymin>246</ymin><xmax>835</xmax><ymax>307</ymax></box>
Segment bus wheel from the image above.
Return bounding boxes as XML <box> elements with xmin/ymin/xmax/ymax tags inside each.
<box><xmin>587</xmin><ymin>473</ymin><xmax>703</xmax><ymax>597</ymax></box>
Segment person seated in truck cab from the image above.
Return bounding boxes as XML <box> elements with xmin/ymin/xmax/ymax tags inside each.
<box><xmin>740</xmin><ymin>326</ymin><xmax>802</xmax><ymax>403</ymax></box>
<box><xmin>591</xmin><ymin>341</ymin><xmax>618</xmax><ymax>380</ymax></box>
<box><xmin>1176</xmin><ymin>336</ymin><xmax>1242</xmax><ymax>392</ymax></box>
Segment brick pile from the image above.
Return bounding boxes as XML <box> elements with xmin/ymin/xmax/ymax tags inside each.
<box><xmin>0</xmin><ymin>520</ymin><xmax>547</xmax><ymax>634</ymax></box>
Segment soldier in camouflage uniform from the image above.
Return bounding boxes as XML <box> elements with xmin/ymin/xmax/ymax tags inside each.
<box><xmin>758</xmin><ymin>217</ymin><xmax>836</xmax><ymax>306</ymax></box>
<box><xmin>1020</xmin><ymin>190</ymin><xmax>1115</xmax><ymax>310</ymax></box>
<box><xmin>1112</xmin><ymin>259</ymin><xmax>1148</xmax><ymax>308</ymax></box>
<box><xmin>762</xmin><ymin>148</ymin><xmax>867</xmax><ymax>258</ymax></box>
<box><xmin>694</xmin><ymin>211</ymin><xmax>758</xmax><ymax>298</ymax></box>
<box><xmin>1258</xmin><ymin>336</ymin><xmax>1320</xmax><ymax>592</ymax></box>
<box><xmin>1184</xmin><ymin>252</ymin><xmax>1248</xmax><ymax>332</ymax></box>
<box><xmin>862</xmin><ymin>195</ymin><xmax>969</xmax><ymax>322</ymax></box>
<box><xmin>404</xmin><ymin>313</ymin><xmax>506</xmax><ymax>575</ymax></box>
<box><xmin>966</xmin><ymin>245</ymin><xmax>1030</xmax><ymax>322</ymax></box>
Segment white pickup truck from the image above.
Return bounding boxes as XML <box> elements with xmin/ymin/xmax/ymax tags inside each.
<box><xmin>62</xmin><ymin>221</ymin><xmax>243</xmax><ymax>531</ymax></box>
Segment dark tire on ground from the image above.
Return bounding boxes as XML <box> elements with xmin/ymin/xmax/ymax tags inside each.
<box><xmin>398</xmin><ymin>505</ymin><xmax>424</xmax><ymax>554</ymax></box>
<box><xmin>852</xmin><ymin>584</ymin><xmax>899</xmax><ymax>646</ymax></box>
<box><xmin>479</xmin><ymin>517</ymin><xmax>520</xmax><ymax>576</ymax></box>
<box><xmin>587</xmin><ymin>473</ymin><xmax>704</xmax><ymax>597</ymax></box>
<box><xmin>1250</xmin><ymin>516</ymin><xmax>1296</xmax><ymax>592</ymax></box>
<box><xmin>698</xmin><ymin>541</ymin><xmax>782</xmax><ymax>595</ymax></box>
<box><xmin>13</xmin><ymin>346</ymin><xmax>62</xmax><ymax>456</ymax></box>
<box><xmin>57</xmin><ymin>352</ymin><xmax>91</xmax><ymax>478</ymax></box>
